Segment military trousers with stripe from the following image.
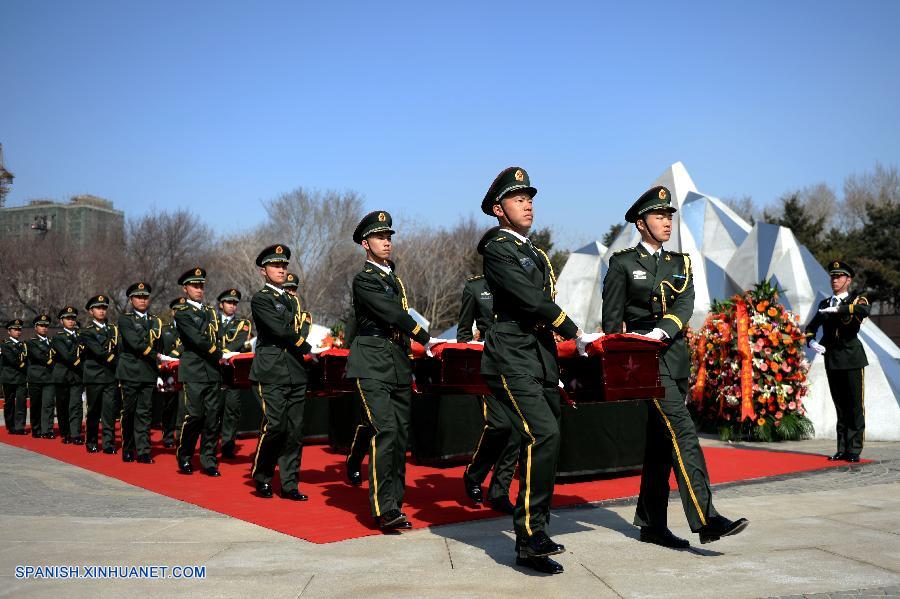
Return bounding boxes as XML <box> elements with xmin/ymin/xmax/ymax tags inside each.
<box><xmin>483</xmin><ymin>375</ymin><xmax>560</xmax><ymax>541</ymax></box>
<box><xmin>634</xmin><ymin>376</ymin><xmax>718</xmax><ymax>533</ymax></box>
<box><xmin>56</xmin><ymin>383</ymin><xmax>83</xmax><ymax>440</ymax></box>
<box><xmin>464</xmin><ymin>394</ymin><xmax>520</xmax><ymax>502</ymax></box>
<box><xmin>250</xmin><ymin>382</ymin><xmax>306</xmax><ymax>493</ymax></box>
<box><xmin>3</xmin><ymin>383</ymin><xmax>27</xmax><ymax>432</ymax></box>
<box><xmin>826</xmin><ymin>367</ymin><xmax>865</xmax><ymax>455</ymax></box>
<box><xmin>355</xmin><ymin>378</ymin><xmax>411</xmax><ymax>518</ymax></box>
<box><xmin>177</xmin><ymin>382</ymin><xmax>224</xmax><ymax>470</ymax></box>
<box><xmin>84</xmin><ymin>383</ymin><xmax>117</xmax><ymax>450</ymax></box>
<box><xmin>119</xmin><ymin>382</ymin><xmax>154</xmax><ymax>456</ymax></box>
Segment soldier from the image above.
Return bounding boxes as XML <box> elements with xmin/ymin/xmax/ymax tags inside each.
<box><xmin>805</xmin><ymin>260</ymin><xmax>870</xmax><ymax>462</ymax></box>
<box><xmin>80</xmin><ymin>295</ymin><xmax>119</xmax><ymax>453</ymax></box>
<box><xmin>1</xmin><ymin>319</ymin><xmax>28</xmax><ymax>435</ymax></box>
<box><xmin>217</xmin><ymin>288</ymin><xmax>253</xmax><ymax>459</ymax></box>
<box><xmin>51</xmin><ymin>306</ymin><xmax>84</xmax><ymax>444</ymax></box>
<box><xmin>346</xmin><ymin>211</ymin><xmax>444</xmax><ymax>531</ymax></box>
<box><xmin>344</xmin><ymin>312</ymin><xmax>373</xmax><ymax>487</ymax></box>
<box><xmin>174</xmin><ymin>268</ymin><xmax>232</xmax><ymax>477</ymax></box>
<box><xmin>117</xmin><ymin>282</ymin><xmax>169</xmax><ymax>464</ymax></box>
<box><xmin>478</xmin><ymin>167</ymin><xmax>599</xmax><ymax>574</ymax></box>
<box><xmin>157</xmin><ymin>298</ymin><xmax>183</xmax><ymax>449</ymax></box>
<box><xmin>283</xmin><ymin>273</ymin><xmax>299</xmax><ymax>296</ymax></box>
<box><xmin>248</xmin><ymin>244</ymin><xmax>312</xmax><ymax>500</ymax></box>
<box><xmin>27</xmin><ymin>314</ymin><xmax>55</xmax><ymax>438</ymax></box>
<box><xmin>459</xmin><ymin>274</ymin><xmax>518</xmax><ymax>514</ymax></box>
<box><xmin>602</xmin><ymin>185</ymin><xmax>749</xmax><ymax>549</ymax></box>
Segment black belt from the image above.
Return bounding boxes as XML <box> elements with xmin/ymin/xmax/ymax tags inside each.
<box><xmin>625</xmin><ymin>319</ymin><xmax>657</xmax><ymax>333</ymax></box>
<box><xmin>358</xmin><ymin>327</ymin><xmax>402</xmax><ymax>343</ymax></box>
<box><xmin>494</xmin><ymin>316</ymin><xmax>546</xmax><ymax>332</ymax></box>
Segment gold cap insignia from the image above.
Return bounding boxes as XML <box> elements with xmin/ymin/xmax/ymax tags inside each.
<box><xmin>833</xmin><ymin>261</ymin><xmax>840</xmax><ymax>268</ymax></box>
<box><xmin>230</xmin><ymin>289</ymin><xmax>236</xmax><ymax>295</ymax></box>
<box><xmin>138</xmin><ymin>283</ymin><xmax>145</xmax><ymax>290</ymax></box>
<box><xmin>377</xmin><ymin>212</ymin><xmax>386</xmax><ymax>222</ymax></box>
<box><xmin>658</xmin><ymin>189</ymin><xmax>667</xmax><ymax>200</ymax></box>
<box><xmin>41</xmin><ymin>314</ymin><xmax>47</xmax><ymax>319</ymax></box>
<box><xmin>275</xmin><ymin>245</ymin><xmax>283</xmax><ymax>254</ymax></box>
<box><xmin>287</xmin><ymin>275</ymin><xmax>294</xmax><ymax>281</ymax></box>
<box><xmin>514</xmin><ymin>169</ymin><xmax>525</xmax><ymax>182</ymax></box>
<box><xmin>67</xmin><ymin>307</ymin><xmax>73</xmax><ymax>313</ymax></box>
<box><xmin>195</xmin><ymin>268</ymin><xmax>202</xmax><ymax>276</ymax></box>
<box><xmin>98</xmin><ymin>295</ymin><xmax>104</xmax><ymax>301</ymax></box>
<box><xmin>179</xmin><ymin>297</ymin><xmax>186</xmax><ymax>304</ymax></box>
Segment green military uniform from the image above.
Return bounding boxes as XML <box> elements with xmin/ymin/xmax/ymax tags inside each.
<box><xmin>26</xmin><ymin>314</ymin><xmax>55</xmax><ymax>438</ymax></box>
<box><xmin>346</xmin><ymin>211</ymin><xmax>431</xmax><ymax>523</ymax></box>
<box><xmin>51</xmin><ymin>307</ymin><xmax>84</xmax><ymax>443</ymax></box>
<box><xmin>249</xmin><ymin>245</ymin><xmax>312</xmax><ymax>497</ymax></box>
<box><xmin>116</xmin><ymin>282</ymin><xmax>162</xmax><ymax>462</ymax></box>
<box><xmin>80</xmin><ymin>295</ymin><xmax>120</xmax><ymax>453</ymax></box>
<box><xmin>805</xmin><ymin>261</ymin><xmax>870</xmax><ymax>459</ymax></box>
<box><xmin>1</xmin><ymin>319</ymin><xmax>28</xmax><ymax>434</ymax></box>
<box><xmin>602</xmin><ymin>186</ymin><xmax>720</xmax><ymax>534</ymax></box>
<box><xmin>216</xmin><ymin>288</ymin><xmax>253</xmax><ymax>457</ymax></box>
<box><xmin>156</xmin><ymin>299</ymin><xmax>183</xmax><ymax>447</ymax></box>
<box><xmin>173</xmin><ymin>268</ymin><xmax>225</xmax><ymax>473</ymax></box>
<box><xmin>460</xmin><ymin>275</ymin><xmax>520</xmax><ymax>507</ymax></box>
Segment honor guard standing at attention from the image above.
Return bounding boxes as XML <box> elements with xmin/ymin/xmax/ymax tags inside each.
<box><xmin>346</xmin><ymin>211</ymin><xmax>444</xmax><ymax>531</ymax></box>
<box><xmin>80</xmin><ymin>295</ymin><xmax>119</xmax><ymax>453</ymax></box>
<box><xmin>602</xmin><ymin>186</ymin><xmax>748</xmax><ymax>549</ymax></box>
<box><xmin>27</xmin><ymin>314</ymin><xmax>55</xmax><ymax>438</ymax></box>
<box><xmin>283</xmin><ymin>273</ymin><xmax>299</xmax><ymax>296</ymax></box>
<box><xmin>249</xmin><ymin>245</ymin><xmax>312</xmax><ymax>501</ymax></box>
<box><xmin>1</xmin><ymin>319</ymin><xmax>28</xmax><ymax>435</ymax></box>
<box><xmin>805</xmin><ymin>260</ymin><xmax>870</xmax><ymax>462</ymax></box>
<box><xmin>460</xmin><ymin>274</ymin><xmax>518</xmax><ymax>514</ymax></box>
<box><xmin>51</xmin><ymin>307</ymin><xmax>84</xmax><ymax>445</ymax></box>
<box><xmin>479</xmin><ymin>167</ymin><xmax>600</xmax><ymax>574</ymax></box>
<box><xmin>173</xmin><ymin>268</ymin><xmax>231</xmax><ymax>477</ymax></box>
<box><xmin>117</xmin><ymin>282</ymin><xmax>167</xmax><ymax>464</ymax></box>
<box><xmin>157</xmin><ymin>299</ymin><xmax>183</xmax><ymax>449</ymax></box>
<box><xmin>216</xmin><ymin>288</ymin><xmax>253</xmax><ymax>459</ymax></box>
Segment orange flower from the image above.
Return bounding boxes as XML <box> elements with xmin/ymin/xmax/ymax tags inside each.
<box><xmin>768</xmin><ymin>307</ymin><xmax>778</xmax><ymax>317</ymax></box>
<box><xmin>757</xmin><ymin>418</ymin><xmax>766</xmax><ymax>426</ymax></box>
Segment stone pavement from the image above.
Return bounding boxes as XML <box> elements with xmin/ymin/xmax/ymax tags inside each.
<box><xmin>0</xmin><ymin>436</ymin><xmax>898</xmax><ymax>598</ymax></box>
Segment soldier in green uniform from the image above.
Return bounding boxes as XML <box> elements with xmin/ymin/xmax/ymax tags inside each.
<box><xmin>249</xmin><ymin>244</ymin><xmax>312</xmax><ymax>500</ymax></box>
<box><xmin>460</xmin><ymin>274</ymin><xmax>518</xmax><ymax>514</ymax></box>
<box><xmin>157</xmin><ymin>298</ymin><xmax>184</xmax><ymax>449</ymax></box>
<box><xmin>216</xmin><ymin>288</ymin><xmax>253</xmax><ymax>459</ymax></box>
<box><xmin>479</xmin><ymin>167</ymin><xmax>600</xmax><ymax>574</ymax></box>
<box><xmin>80</xmin><ymin>295</ymin><xmax>119</xmax><ymax>453</ymax></box>
<box><xmin>27</xmin><ymin>314</ymin><xmax>55</xmax><ymax>438</ymax></box>
<box><xmin>346</xmin><ymin>211</ymin><xmax>443</xmax><ymax>531</ymax></box>
<box><xmin>51</xmin><ymin>306</ymin><xmax>84</xmax><ymax>444</ymax></box>
<box><xmin>804</xmin><ymin>260</ymin><xmax>870</xmax><ymax>462</ymax></box>
<box><xmin>1</xmin><ymin>319</ymin><xmax>28</xmax><ymax>435</ymax></box>
<box><xmin>174</xmin><ymin>268</ymin><xmax>231</xmax><ymax>477</ymax></box>
<box><xmin>602</xmin><ymin>185</ymin><xmax>749</xmax><ymax>549</ymax></box>
<box><xmin>117</xmin><ymin>282</ymin><xmax>167</xmax><ymax>464</ymax></box>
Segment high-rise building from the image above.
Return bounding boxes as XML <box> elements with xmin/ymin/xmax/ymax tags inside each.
<box><xmin>0</xmin><ymin>195</ymin><xmax>125</xmax><ymax>247</ymax></box>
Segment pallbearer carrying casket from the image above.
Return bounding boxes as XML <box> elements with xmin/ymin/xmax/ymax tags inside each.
<box><xmin>345</xmin><ymin>211</ymin><xmax>443</xmax><ymax>531</ymax></box>
<box><xmin>479</xmin><ymin>167</ymin><xmax>600</xmax><ymax>574</ymax></box>
<box><xmin>602</xmin><ymin>186</ymin><xmax>748</xmax><ymax>547</ymax></box>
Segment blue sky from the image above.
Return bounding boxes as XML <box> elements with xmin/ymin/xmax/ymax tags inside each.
<box><xmin>2</xmin><ymin>1</ymin><xmax>899</xmax><ymax>248</ymax></box>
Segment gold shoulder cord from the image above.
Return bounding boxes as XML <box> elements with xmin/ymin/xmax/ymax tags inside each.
<box><xmin>660</xmin><ymin>254</ymin><xmax>691</xmax><ymax>316</ymax></box>
<box><xmin>534</xmin><ymin>246</ymin><xmax>557</xmax><ymax>300</ymax></box>
<box><xmin>393</xmin><ymin>275</ymin><xmax>415</xmax><ymax>358</ymax></box>
<box><xmin>107</xmin><ymin>324</ymin><xmax>119</xmax><ymax>354</ymax></box>
<box><xmin>205</xmin><ymin>306</ymin><xmax>222</xmax><ymax>349</ymax></box>
<box><xmin>149</xmin><ymin>316</ymin><xmax>163</xmax><ymax>346</ymax></box>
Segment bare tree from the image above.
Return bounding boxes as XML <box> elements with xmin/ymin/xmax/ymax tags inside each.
<box><xmin>721</xmin><ymin>195</ymin><xmax>758</xmax><ymax>225</ymax></box>
<box><xmin>842</xmin><ymin>162</ymin><xmax>900</xmax><ymax>230</ymax></box>
<box><xmin>763</xmin><ymin>183</ymin><xmax>839</xmax><ymax>231</ymax></box>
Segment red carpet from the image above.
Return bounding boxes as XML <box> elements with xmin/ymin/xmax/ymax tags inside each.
<box><xmin>0</xmin><ymin>429</ymin><xmax>862</xmax><ymax>543</ymax></box>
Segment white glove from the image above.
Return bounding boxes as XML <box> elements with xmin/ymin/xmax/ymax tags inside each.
<box><xmin>818</xmin><ymin>306</ymin><xmax>839</xmax><ymax>314</ymax></box>
<box><xmin>158</xmin><ymin>354</ymin><xmax>178</xmax><ymax>363</ymax></box>
<box><xmin>641</xmin><ymin>328</ymin><xmax>668</xmax><ymax>341</ymax></box>
<box><xmin>310</xmin><ymin>344</ymin><xmax>328</xmax><ymax>355</ymax></box>
<box><xmin>155</xmin><ymin>377</ymin><xmax>165</xmax><ymax>390</ymax></box>
<box><xmin>221</xmin><ymin>351</ymin><xmax>239</xmax><ymax>361</ymax></box>
<box><xmin>425</xmin><ymin>337</ymin><xmax>449</xmax><ymax>357</ymax></box>
<box><xmin>810</xmin><ymin>341</ymin><xmax>826</xmax><ymax>355</ymax></box>
<box><xmin>576</xmin><ymin>332</ymin><xmax>604</xmax><ymax>356</ymax></box>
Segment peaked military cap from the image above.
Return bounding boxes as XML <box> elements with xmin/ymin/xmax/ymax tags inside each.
<box><xmin>353</xmin><ymin>211</ymin><xmax>395</xmax><ymax>244</ymax></box>
<box><xmin>33</xmin><ymin>314</ymin><xmax>51</xmax><ymax>326</ymax></box>
<box><xmin>169</xmin><ymin>297</ymin><xmax>187</xmax><ymax>310</ymax></box>
<box><xmin>481</xmin><ymin>167</ymin><xmax>537</xmax><ymax>215</ymax></box>
<box><xmin>625</xmin><ymin>185</ymin><xmax>676</xmax><ymax>223</ymax></box>
<box><xmin>178</xmin><ymin>267</ymin><xmax>207</xmax><ymax>286</ymax></box>
<box><xmin>58</xmin><ymin>306</ymin><xmax>78</xmax><ymax>320</ymax></box>
<box><xmin>126</xmin><ymin>282</ymin><xmax>152</xmax><ymax>297</ymax></box>
<box><xmin>828</xmin><ymin>260</ymin><xmax>854</xmax><ymax>278</ymax></box>
<box><xmin>217</xmin><ymin>288</ymin><xmax>241</xmax><ymax>302</ymax></box>
<box><xmin>283</xmin><ymin>273</ymin><xmax>299</xmax><ymax>289</ymax></box>
<box><xmin>256</xmin><ymin>244</ymin><xmax>291</xmax><ymax>266</ymax></box>
<box><xmin>5</xmin><ymin>319</ymin><xmax>24</xmax><ymax>330</ymax></box>
<box><xmin>85</xmin><ymin>295</ymin><xmax>110</xmax><ymax>310</ymax></box>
